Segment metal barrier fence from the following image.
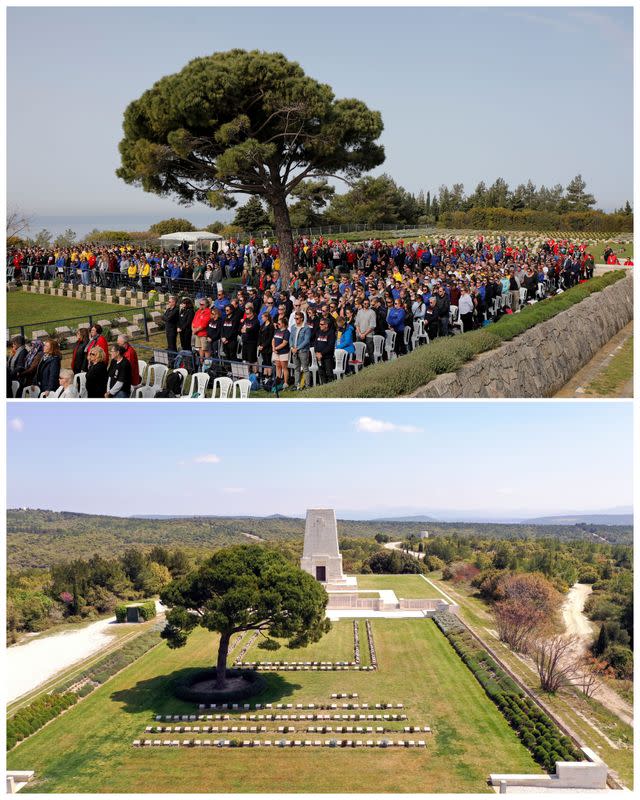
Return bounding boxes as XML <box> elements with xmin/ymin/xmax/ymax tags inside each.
<box><xmin>7</xmin><ymin>307</ymin><xmax>153</xmax><ymax>348</ymax></box>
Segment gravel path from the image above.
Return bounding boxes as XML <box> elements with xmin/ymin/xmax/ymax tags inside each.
<box><xmin>7</xmin><ymin>617</ymin><xmax>118</xmax><ymax>702</ymax></box>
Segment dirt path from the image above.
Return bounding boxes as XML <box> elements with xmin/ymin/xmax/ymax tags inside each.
<box><xmin>554</xmin><ymin>322</ymin><xmax>633</xmax><ymax>398</ymax></box>
<box><xmin>562</xmin><ymin>583</ymin><xmax>594</xmax><ymax>645</ymax></box>
<box><xmin>562</xmin><ymin>583</ymin><xmax>633</xmax><ymax>726</ymax></box>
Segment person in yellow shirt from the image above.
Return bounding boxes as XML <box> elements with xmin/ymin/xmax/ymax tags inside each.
<box><xmin>139</xmin><ymin>259</ymin><xmax>150</xmax><ymax>291</ymax></box>
<box><xmin>127</xmin><ymin>260</ymin><xmax>138</xmax><ymax>288</ymax></box>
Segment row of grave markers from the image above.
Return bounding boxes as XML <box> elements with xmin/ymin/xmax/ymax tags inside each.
<box><xmin>133</xmin><ymin>738</ymin><xmax>428</xmax><ymax>748</ymax></box>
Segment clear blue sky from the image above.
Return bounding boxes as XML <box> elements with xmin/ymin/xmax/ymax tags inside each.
<box><xmin>7</xmin><ymin>6</ymin><xmax>633</xmax><ymax>228</ymax></box>
<box><xmin>7</xmin><ymin>402</ymin><xmax>633</xmax><ymax>519</ymax></box>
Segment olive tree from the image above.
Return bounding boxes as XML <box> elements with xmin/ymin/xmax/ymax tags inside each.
<box><xmin>116</xmin><ymin>49</ymin><xmax>385</xmax><ymax>285</ymax></box>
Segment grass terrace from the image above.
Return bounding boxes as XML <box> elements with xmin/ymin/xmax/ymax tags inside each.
<box><xmin>7</xmin><ymin>612</ymin><xmax>540</xmax><ymax>793</ymax></box>
<box><xmin>240</xmin><ymin>619</ymin><xmax>364</xmax><ymax>664</ymax></box>
<box><xmin>354</xmin><ymin>574</ymin><xmax>447</xmax><ymax>599</ymax></box>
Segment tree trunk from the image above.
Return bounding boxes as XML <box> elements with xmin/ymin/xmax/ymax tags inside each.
<box><xmin>215</xmin><ymin>631</ymin><xmax>231</xmax><ymax>690</ymax></box>
<box><xmin>271</xmin><ymin>192</ymin><xmax>294</xmax><ymax>288</ymax></box>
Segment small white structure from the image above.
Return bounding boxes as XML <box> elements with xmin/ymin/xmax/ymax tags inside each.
<box><xmin>300</xmin><ymin>509</ymin><xmax>355</xmax><ymax>588</ymax></box>
<box><xmin>158</xmin><ymin>231</ymin><xmax>225</xmax><ymax>253</ymax></box>
<box><xmin>490</xmin><ymin>747</ymin><xmax>610</xmax><ymax>791</ymax></box>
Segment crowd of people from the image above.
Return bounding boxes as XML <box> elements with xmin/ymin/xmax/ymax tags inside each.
<box><xmin>6</xmin><ymin>234</ymin><xmax>631</xmax><ymax>296</ymax></box>
<box><xmin>7</xmin><ymin>328</ymin><xmax>141</xmax><ymax>398</ymax></box>
<box><xmin>8</xmin><ymin>234</ymin><xmax>629</xmax><ymax>395</ymax></box>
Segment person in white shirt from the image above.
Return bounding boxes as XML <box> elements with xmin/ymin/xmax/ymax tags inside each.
<box><xmin>458</xmin><ymin>287</ymin><xmax>475</xmax><ymax>333</ymax></box>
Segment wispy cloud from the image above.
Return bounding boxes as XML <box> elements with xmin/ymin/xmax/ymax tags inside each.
<box><xmin>9</xmin><ymin>418</ymin><xmax>24</xmax><ymax>432</ymax></box>
<box><xmin>193</xmin><ymin>454</ymin><xmax>221</xmax><ymax>464</ymax></box>
<box><xmin>355</xmin><ymin>416</ymin><xmax>423</xmax><ymax>434</ymax></box>
<box><xmin>222</xmin><ymin>487</ymin><xmax>246</xmax><ymax>494</ymax></box>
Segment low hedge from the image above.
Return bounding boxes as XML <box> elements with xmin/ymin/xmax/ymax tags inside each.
<box><xmin>55</xmin><ymin>628</ymin><xmax>162</xmax><ymax>695</ymax></box>
<box><xmin>305</xmin><ymin>270</ymin><xmax>627</xmax><ymax>398</ymax></box>
<box><xmin>7</xmin><ymin>693</ymin><xmax>77</xmax><ymax>750</ymax></box>
<box><xmin>433</xmin><ymin>613</ymin><xmax>582</xmax><ymax>772</ymax></box>
<box><xmin>172</xmin><ymin>668</ymin><xmax>266</xmax><ymax>703</ymax></box>
<box><xmin>115</xmin><ymin>601</ymin><xmax>157</xmax><ymax>623</ymax></box>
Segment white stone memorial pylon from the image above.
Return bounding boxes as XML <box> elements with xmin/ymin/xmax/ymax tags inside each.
<box><xmin>300</xmin><ymin>508</ymin><xmax>356</xmax><ymax>589</ymax></box>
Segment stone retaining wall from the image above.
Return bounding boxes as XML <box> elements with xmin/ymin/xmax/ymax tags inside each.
<box><xmin>411</xmin><ymin>275</ymin><xmax>633</xmax><ymax>398</ymax></box>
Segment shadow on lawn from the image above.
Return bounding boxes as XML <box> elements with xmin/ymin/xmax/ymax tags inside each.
<box><xmin>111</xmin><ymin>668</ymin><xmax>302</xmax><ymax>716</ymax></box>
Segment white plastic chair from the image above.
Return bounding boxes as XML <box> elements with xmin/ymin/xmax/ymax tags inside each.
<box><xmin>11</xmin><ymin>380</ymin><xmax>19</xmax><ymax>398</ymax></box>
<box><xmin>352</xmin><ymin>341</ymin><xmax>367</xmax><ymax>372</ymax></box>
<box><xmin>372</xmin><ymin>335</ymin><xmax>385</xmax><ymax>363</ymax></box>
<box><xmin>384</xmin><ymin>330</ymin><xmax>397</xmax><ymax>360</ymax></box>
<box><xmin>170</xmin><ymin>368</ymin><xmax>189</xmax><ymax>397</ymax></box>
<box><xmin>333</xmin><ymin>349</ymin><xmax>349</xmax><ymax>380</ymax></box>
<box><xmin>308</xmin><ymin>348</ymin><xmax>319</xmax><ymax>387</ymax></box>
<box><xmin>449</xmin><ymin>305</ymin><xmax>459</xmax><ymax>326</ymax></box>
<box><xmin>74</xmin><ymin>372</ymin><xmax>88</xmax><ymax>398</ymax></box>
<box><xmin>232</xmin><ymin>378</ymin><xmax>252</xmax><ymax>398</ymax></box>
<box><xmin>414</xmin><ymin>320</ymin><xmax>429</xmax><ymax>346</ymax></box>
<box><xmin>403</xmin><ymin>325</ymin><xmax>413</xmax><ymax>351</ymax></box>
<box><xmin>137</xmin><ymin>359</ymin><xmax>148</xmax><ymax>383</ymax></box>
<box><xmin>537</xmin><ymin>282</ymin><xmax>546</xmax><ymax>300</ymax></box>
<box><xmin>188</xmin><ymin>372</ymin><xmax>210</xmax><ymax>398</ymax></box>
<box><xmin>22</xmin><ymin>385</ymin><xmax>41</xmax><ymax>399</ymax></box>
<box><xmin>134</xmin><ymin>363</ymin><xmax>167</xmax><ymax>397</ymax></box>
<box><xmin>211</xmin><ymin>376</ymin><xmax>233</xmax><ymax>399</ymax></box>
<box><xmin>519</xmin><ymin>287</ymin><xmax>528</xmax><ymax>307</ymax></box>
<box><xmin>42</xmin><ymin>385</ymin><xmax>65</xmax><ymax>398</ymax></box>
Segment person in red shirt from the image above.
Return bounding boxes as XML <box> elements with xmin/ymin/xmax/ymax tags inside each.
<box><xmin>607</xmin><ymin>252</ymin><xmax>620</xmax><ymax>265</ymax></box>
<box><xmin>117</xmin><ymin>334</ymin><xmax>140</xmax><ymax>387</ymax></box>
<box><xmin>192</xmin><ymin>298</ymin><xmax>212</xmax><ymax>361</ymax></box>
<box><xmin>623</xmin><ymin>258</ymin><xmax>634</xmax><ymax>266</ymax></box>
<box><xmin>86</xmin><ymin>324</ymin><xmax>109</xmax><ymax>364</ymax></box>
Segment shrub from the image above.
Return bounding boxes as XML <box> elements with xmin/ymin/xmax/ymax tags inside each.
<box><xmin>7</xmin><ymin>693</ymin><xmax>77</xmax><ymax>750</ymax></box>
<box><xmin>115</xmin><ymin>605</ymin><xmax>128</xmax><ymax>623</ymax></box>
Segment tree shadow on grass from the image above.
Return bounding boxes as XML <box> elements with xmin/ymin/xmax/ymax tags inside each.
<box><xmin>111</xmin><ymin>668</ymin><xmax>302</xmax><ymax>716</ymax></box>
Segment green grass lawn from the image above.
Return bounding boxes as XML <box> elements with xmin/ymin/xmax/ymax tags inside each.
<box><xmin>585</xmin><ymin>336</ymin><xmax>633</xmax><ymax>397</ymax></box>
<box><xmin>241</xmin><ymin>619</ymin><xmax>358</xmax><ymax>663</ymax></box>
<box><xmin>8</xmin><ymin>618</ymin><xmax>540</xmax><ymax>793</ymax></box>
<box><xmin>354</xmin><ymin>574</ymin><xmax>446</xmax><ymax>599</ymax></box>
<box><xmin>7</xmin><ymin>292</ymin><xmax>119</xmax><ymax>329</ymax></box>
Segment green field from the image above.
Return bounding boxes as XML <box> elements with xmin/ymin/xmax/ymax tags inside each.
<box><xmin>7</xmin><ymin>292</ymin><xmax>119</xmax><ymax>329</ymax></box>
<box><xmin>241</xmin><ymin>619</ymin><xmax>361</xmax><ymax>663</ymax></box>
<box><xmin>8</xmin><ymin>615</ymin><xmax>540</xmax><ymax>793</ymax></box>
<box><xmin>354</xmin><ymin>573</ymin><xmax>447</xmax><ymax>599</ymax></box>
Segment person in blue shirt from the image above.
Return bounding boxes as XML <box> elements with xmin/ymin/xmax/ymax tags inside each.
<box><xmin>335</xmin><ymin>317</ymin><xmax>355</xmax><ymax>355</ymax></box>
<box><xmin>386</xmin><ymin>298</ymin><xmax>406</xmax><ymax>356</ymax></box>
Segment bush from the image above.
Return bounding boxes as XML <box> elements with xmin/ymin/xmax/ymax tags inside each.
<box><xmin>115</xmin><ymin>605</ymin><xmax>128</xmax><ymax>623</ymax></box>
<box><xmin>305</xmin><ymin>271</ymin><xmax>627</xmax><ymax>398</ymax></box>
<box><xmin>7</xmin><ymin>693</ymin><xmax>77</xmax><ymax>750</ymax></box>
<box><xmin>603</xmin><ymin>645</ymin><xmax>633</xmax><ymax>679</ymax></box>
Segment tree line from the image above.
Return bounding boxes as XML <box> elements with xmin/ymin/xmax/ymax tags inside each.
<box><xmin>8</xmin><ymin>509</ymin><xmax>631</xmax><ymax>571</ymax></box>
<box><xmin>424</xmin><ymin>534</ymin><xmax>633</xmax><ymax>681</ymax></box>
<box><xmin>7</xmin><ymin>546</ymin><xmax>191</xmax><ymax>642</ymax></box>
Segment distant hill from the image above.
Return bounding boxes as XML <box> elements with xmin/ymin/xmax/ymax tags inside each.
<box><xmin>371</xmin><ymin>515</ymin><xmax>436</xmax><ymax>523</ymax></box>
<box><xmin>524</xmin><ymin>514</ymin><xmax>633</xmax><ymax>526</ymax></box>
<box><xmin>7</xmin><ymin>509</ymin><xmax>633</xmax><ymax>571</ymax></box>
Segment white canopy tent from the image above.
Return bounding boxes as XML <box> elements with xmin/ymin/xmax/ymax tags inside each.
<box><xmin>158</xmin><ymin>231</ymin><xmax>226</xmax><ymax>253</ymax></box>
